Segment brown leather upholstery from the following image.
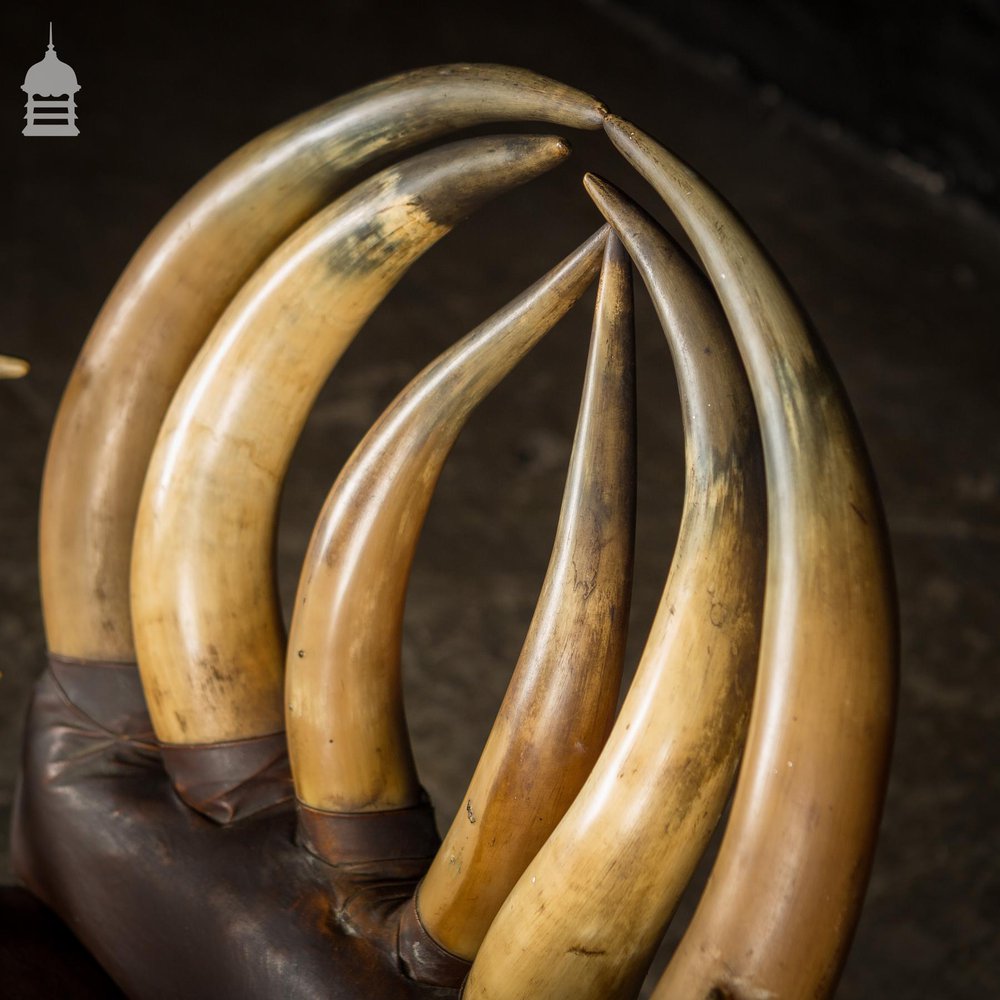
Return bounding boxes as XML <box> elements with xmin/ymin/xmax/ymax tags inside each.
<box><xmin>11</xmin><ymin>657</ymin><xmax>464</xmax><ymax>998</ymax></box>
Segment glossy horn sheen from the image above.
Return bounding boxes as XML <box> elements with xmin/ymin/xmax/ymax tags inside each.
<box><xmin>286</xmin><ymin>225</ymin><xmax>612</xmax><ymax>814</ymax></box>
<box><xmin>417</xmin><ymin>234</ymin><xmax>636</xmax><ymax>960</ymax></box>
<box><xmin>39</xmin><ymin>64</ymin><xmax>604</xmax><ymax>663</ymax></box>
<box><xmin>0</xmin><ymin>355</ymin><xmax>30</xmax><ymax>379</ymax></box>
<box><xmin>132</xmin><ymin>134</ymin><xmax>572</xmax><ymax>747</ymax></box>
<box><xmin>465</xmin><ymin>177</ymin><xmax>766</xmax><ymax>1000</ymax></box>
<box><xmin>601</xmin><ymin>117</ymin><xmax>898</xmax><ymax>1000</ymax></box>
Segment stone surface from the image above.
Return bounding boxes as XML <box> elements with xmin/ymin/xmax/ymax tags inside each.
<box><xmin>1</xmin><ymin>2</ymin><xmax>997</xmax><ymax>997</ymax></box>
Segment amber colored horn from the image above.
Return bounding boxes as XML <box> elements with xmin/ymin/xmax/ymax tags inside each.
<box><xmin>131</xmin><ymin>135</ymin><xmax>571</xmax><ymax>747</ymax></box>
<box><xmin>416</xmin><ymin>233</ymin><xmax>636</xmax><ymax>961</ymax></box>
<box><xmin>286</xmin><ymin>225</ymin><xmax>611</xmax><ymax>814</ymax></box>
<box><xmin>600</xmin><ymin>116</ymin><xmax>898</xmax><ymax>1000</ymax></box>
<box><xmin>40</xmin><ymin>65</ymin><xmax>604</xmax><ymax>663</ymax></box>
<box><xmin>465</xmin><ymin>177</ymin><xmax>766</xmax><ymax>1000</ymax></box>
<box><xmin>0</xmin><ymin>355</ymin><xmax>29</xmax><ymax>379</ymax></box>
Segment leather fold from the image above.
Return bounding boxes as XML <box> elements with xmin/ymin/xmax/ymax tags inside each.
<box><xmin>47</xmin><ymin>654</ymin><xmax>153</xmax><ymax>739</ymax></box>
<box><xmin>398</xmin><ymin>895</ymin><xmax>473</xmax><ymax>990</ymax></box>
<box><xmin>11</xmin><ymin>658</ymin><xmax>457</xmax><ymax>998</ymax></box>
<box><xmin>297</xmin><ymin>796</ymin><xmax>441</xmax><ymax>866</ymax></box>
<box><xmin>160</xmin><ymin>732</ymin><xmax>293</xmax><ymax>824</ymax></box>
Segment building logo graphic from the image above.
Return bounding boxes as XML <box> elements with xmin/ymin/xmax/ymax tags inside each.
<box><xmin>22</xmin><ymin>23</ymin><xmax>80</xmax><ymax>137</ymax></box>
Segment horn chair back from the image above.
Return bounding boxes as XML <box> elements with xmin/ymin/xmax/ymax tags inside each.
<box><xmin>12</xmin><ymin>65</ymin><xmax>896</xmax><ymax>1000</ymax></box>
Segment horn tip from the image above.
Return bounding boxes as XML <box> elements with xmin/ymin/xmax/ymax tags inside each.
<box><xmin>583</xmin><ymin>173</ymin><xmax>623</xmax><ymax>215</ymax></box>
<box><xmin>526</xmin><ymin>133</ymin><xmax>572</xmax><ymax>167</ymax></box>
<box><xmin>603</xmin><ymin>227</ymin><xmax>629</xmax><ymax>265</ymax></box>
<box><xmin>602</xmin><ymin>115</ymin><xmax>647</xmax><ymax>156</ymax></box>
<box><xmin>550</xmin><ymin>135</ymin><xmax>572</xmax><ymax>159</ymax></box>
<box><xmin>0</xmin><ymin>355</ymin><xmax>30</xmax><ymax>379</ymax></box>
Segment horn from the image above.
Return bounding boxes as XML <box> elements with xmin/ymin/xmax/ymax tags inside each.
<box><xmin>0</xmin><ymin>355</ymin><xmax>29</xmax><ymax>379</ymax></box>
<box><xmin>602</xmin><ymin>116</ymin><xmax>897</xmax><ymax>1000</ymax></box>
<box><xmin>131</xmin><ymin>135</ymin><xmax>572</xmax><ymax>748</ymax></box>
<box><xmin>465</xmin><ymin>177</ymin><xmax>766</xmax><ymax>999</ymax></box>
<box><xmin>415</xmin><ymin>233</ymin><xmax>636</xmax><ymax>960</ymax></box>
<box><xmin>286</xmin><ymin>225</ymin><xmax>611</xmax><ymax>814</ymax></box>
<box><xmin>40</xmin><ymin>65</ymin><xmax>603</xmax><ymax>663</ymax></box>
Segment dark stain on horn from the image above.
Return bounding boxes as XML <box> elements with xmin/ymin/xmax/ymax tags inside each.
<box><xmin>418</xmin><ymin>137</ymin><xmax>573</xmax><ymax>230</ymax></box>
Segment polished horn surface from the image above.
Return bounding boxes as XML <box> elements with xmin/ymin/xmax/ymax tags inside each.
<box><xmin>40</xmin><ymin>64</ymin><xmax>603</xmax><ymax>664</ymax></box>
<box><xmin>417</xmin><ymin>233</ymin><xmax>637</xmax><ymax>959</ymax></box>
<box><xmin>20</xmin><ymin>63</ymin><xmax>897</xmax><ymax>1000</ymax></box>
<box><xmin>132</xmin><ymin>134</ymin><xmax>571</xmax><ymax>746</ymax></box>
<box><xmin>286</xmin><ymin>226</ymin><xmax>611</xmax><ymax>813</ymax></box>
<box><xmin>601</xmin><ymin>116</ymin><xmax>897</xmax><ymax>1000</ymax></box>
<box><xmin>466</xmin><ymin>176</ymin><xmax>766</xmax><ymax>1000</ymax></box>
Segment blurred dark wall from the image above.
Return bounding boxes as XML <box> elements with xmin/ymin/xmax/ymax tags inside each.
<box><xmin>614</xmin><ymin>0</ymin><xmax>1000</xmax><ymax>209</ymax></box>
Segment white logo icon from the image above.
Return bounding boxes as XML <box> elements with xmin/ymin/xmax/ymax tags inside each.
<box><xmin>22</xmin><ymin>23</ymin><xmax>80</xmax><ymax>137</ymax></box>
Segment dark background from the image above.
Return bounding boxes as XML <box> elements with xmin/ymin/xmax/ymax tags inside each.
<box><xmin>1</xmin><ymin>1</ymin><xmax>998</xmax><ymax>997</ymax></box>
<box><xmin>616</xmin><ymin>0</ymin><xmax>1000</xmax><ymax>209</ymax></box>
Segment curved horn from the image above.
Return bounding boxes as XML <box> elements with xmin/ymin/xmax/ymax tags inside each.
<box><xmin>466</xmin><ymin>177</ymin><xmax>765</xmax><ymax>1000</ymax></box>
<box><xmin>132</xmin><ymin>135</ymin><xmax>571</xmax><ymax>747</ymax></box>
<box><xmin>0</xmin><ymin>355</ymin><xmax>29</xmax><ymax>379</ymax></box>
<box><xmin>40</xmin><ymin>65</ymin><xmax>604</xmax><ymax>662</ymax></box>
<box><xmin>602</xmin><ymin>117</ymin><xmax>897</xmax><ymax>1000</ymax></box>
<box><xmin>416</xmin><ymin>233</ymin><xmax>636</xmax><ymax>960</ymax></box>
<box><xmin>286</xmin><ymin>225</ymin><xmax>611</xmax><ymax>813</ymax></box>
